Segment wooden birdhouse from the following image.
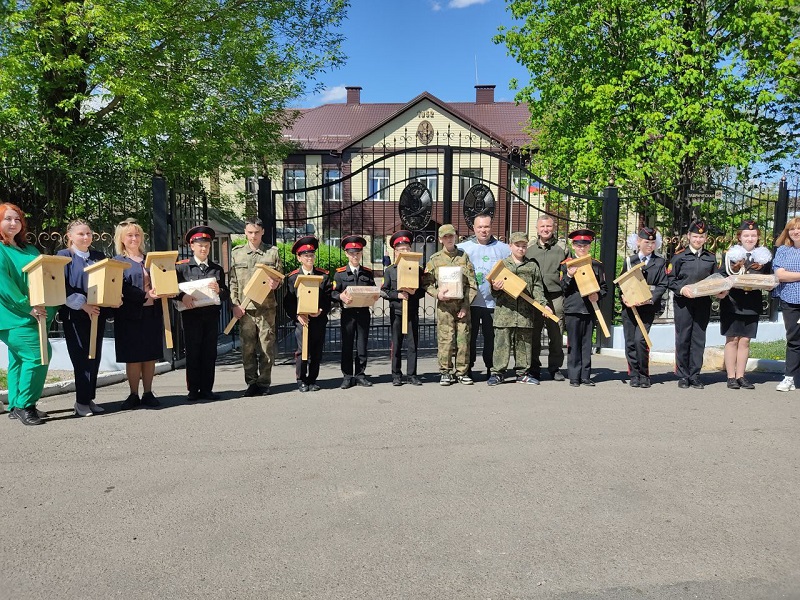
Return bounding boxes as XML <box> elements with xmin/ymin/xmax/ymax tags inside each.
<box><xmin>85</xmin><ymin>258</ymin><xmax>131</xmax><ymax>307</ymax></box>
<box><xmin>144</xmin><ymin>250</ymin><xmax>180</xmax><ymax>296</ymax></box>
<box><xmin>395</xmin><ymin>251</ymin><xmax>423</xmax><ymax>289</ymax></box>
<box><xmin>613</xmin><ymin>262</ymin><xmax>652</xmax><ymax>306</ymax></box>
<box><xmin>243</xmin><ymin>264</ymin><xmax>285</xmax><ymax>306</ymax></box>
<box><xmin>294</xmin><ymin>274</ymin><xmax>324</xmax><ymax>314</ymax></box>
<box><xmin>565</xmin><ymin>255</ymin><xmax>600</xmax><ymax>296</ymax></box>
<box><xmin>486</xmin><ymin>261</ymin><xmax>527</xmax><ymax>299</ymax></box>
<box><xmin>22</xmin><ymin>255</ymin><xmax>73</xmax><ymax>307</ymax></box>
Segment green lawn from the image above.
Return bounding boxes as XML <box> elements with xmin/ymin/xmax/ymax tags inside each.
<box><xmin>749</xmin><ymin>340</ymin><xmax>786</xmax><ymax>361</ymax></box>
<box><xmin>0</xmin><ymin>368</ymin><xmax>6</xmax><ymax>390</ymax></box>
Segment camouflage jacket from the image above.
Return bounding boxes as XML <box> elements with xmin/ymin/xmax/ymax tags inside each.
<box><xmin>424</xmin><ymin>248</ymin><xmax>477</xmax><ymax>312</ymax></box>
<box><xmin>229</xmin><ymin>243</ymin><xmax>282</xmax><ymax>311</ymax></box>
<box><xmin>490</xmin><ymin>256</ymin><xmax>546</xmax><ymax>328</ymax></box>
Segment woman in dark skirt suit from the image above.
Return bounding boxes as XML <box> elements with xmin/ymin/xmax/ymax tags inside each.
<box><xmin>113</xmin><ymin>219</ymin><xmax>164</xmax><ymax>409</ymax></box>
<box><xmin>720</xmin><ymin>219</ymin><xmax>772</xmax><ymax>389</ymax></box>
<box><xmin>57</xmin><ymin>219</ymin><xmax>116</xmax><ymax>417</ymax></box>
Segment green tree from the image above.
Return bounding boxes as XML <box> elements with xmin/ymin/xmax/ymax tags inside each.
<box><xmin>496</xmin><ymin>0</ymin><xmax>800</xmax><ymax>226</ymax></box>
<box><xmin>0</xmin><ymin>0</ymin><xmax>348</xmax><ymax>228</ymax></box>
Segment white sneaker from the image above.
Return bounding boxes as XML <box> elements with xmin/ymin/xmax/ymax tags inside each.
<box><xmin>74</xmin><ymin>402</ymin><xmax>93</xmax><ymax>417</ymax></box>
<box><xmin>776</xmin><ymin>376</ymin><xmax>796</xmax><ymax>392</ymax></box>
<box><xmin>89</xmin><ymin>401</ymin><xmax>105</xmax><ymax>414</ymax></box>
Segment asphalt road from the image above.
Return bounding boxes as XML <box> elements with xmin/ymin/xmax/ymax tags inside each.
<box><xmin>2</xmin><ymin>352</ymin><xmax>799</xmax><ymax>600</ymax></box>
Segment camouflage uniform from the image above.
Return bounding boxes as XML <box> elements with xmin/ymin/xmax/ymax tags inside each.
<box><xmin>424</xmin><ymin>248</ymin><xmax>477</xmax><ymax>376</ymax></box>
<box><xmin>490</xmin><ymin>256</ymin><xmax>547</xmax><ymax>377</ymax></box>
<box><xmin>229</xmin><ymin>243</ymin><xmax>282</xmax><ymax>388</ymax></box>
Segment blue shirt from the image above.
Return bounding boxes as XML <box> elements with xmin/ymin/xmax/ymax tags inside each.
<box><xmin>456</xmin><ymin>237</ymin><xmax>511</xmax><ymax>309</ymax></box>
<box><xmin>773</xmin><ymin>245</ymin><xmax>800</xmax><ymax>304</ymax></box>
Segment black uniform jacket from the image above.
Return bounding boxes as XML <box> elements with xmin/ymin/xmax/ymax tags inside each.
<box><xmin>283</xmin><ymin>267</ymin><xmax>333</xmax><ymax>321</ymax></box>
<box><xmin>114</xmin><ymin>254</ymin><xmax>162</xmax><ymax>321</ymax></box>
<box><xmin>721</xmin><ymin>252</ymin><xmax>772</xmax><ymax>316</ymax></box>
<box><xmin>667</xmin><ymin>248</ymin><xmax>720</xmax><ymax>295</ymax></box>
<box><xmin>617</xmin><ymin>253</ymin><xmax>669</xmax><ymax>313</ymax></box>
<box><xmin>176</xmin><ymin>257</ymin><xmax>230</xmax><ymax>315</ymax></box>
<box><xmin>380</xmin><ymin>264</ymin><xmax>425</xmax><ymax>310</ymax></box>
<box><xmin>332</xmin><ymin>265</ymin><xmax>376</xmax><ymax>306</ymax></box>
<box><xmin>559</xmin><ymin>257</ymin><xmax>608</xmax><ymax>314</ymax></box>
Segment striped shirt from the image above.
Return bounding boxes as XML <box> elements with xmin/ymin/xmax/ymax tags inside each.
<box><xmin>772</xmin><ymin>245</ymin><xmax>800</xmax><ymax>304</ymax></box>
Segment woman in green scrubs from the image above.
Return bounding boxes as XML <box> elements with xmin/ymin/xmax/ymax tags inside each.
<box><xmin>0</xmin><ymin>203</ymin><xmax>56</xmax><ymax>426</ymax></box>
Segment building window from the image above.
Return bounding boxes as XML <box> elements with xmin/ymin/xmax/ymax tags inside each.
<box><xmin>460</xmin><ymin>168</ymin><xmax>483</xmax><ymax>199</ymax></box>
<box><xmin>323</xmin><ymin>168</ymin><xmax>342</xmax><ymax>202</ymax></box>
<box><xmin>371</xmin><ymin>236</ymin><xmax>385</xmax><ymax>264</ymax></box>
<box><xmin>284</xmin><ymin>168</ymin><xmax>306</xmax><ymax>202</ymax></box>
<box><xmin>409</xmin><ymin>168</ymin><xmax>438</xmax><ymax>202</ymax></box>
<box><xmin>368</xmin><ymin>168</ymin><xmax>390</xmax><ymax>202</ymax></box>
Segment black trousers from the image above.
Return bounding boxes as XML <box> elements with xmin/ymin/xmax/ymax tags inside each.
<box><xmin>390</xmin><ymin>305</ymin><xmax>419</xmax><ymax>376</ymax></box>
<box><xmin>294</xmin><ymin>316</ymin><xmax>327</xmax><ymax>383</ymax></box>
<box><xmin>182</xmin><ymin>310</ymin><xmax>220</xmax><ymax>393</ymax></box>
<box><xmin>673</xmin><ymin>296</ymin><xmax>711</xmax><ymax>380</ymax></box>
<box><xmin>565</xmin><ymin>313</ymin><xmax>593</xmax><ymax>383</ymax></box>
<box><xmin>64</xmin><ymin>314</ymin><xmax>107</xmax><ymax>404</ymax></box>
<box><xmin>469</xmin><ymin>306</ymin><xmax>495</xmax><ymax>372</ymax></box>
<box><xmin>622</xmin><ymin>305</ymin><xmax>655</xmax><ymax>378</ymax></box>
<box><xmin>341</xmin><ymin>308</ymin><xmax>370</xmax><ymax>376</ymax></box>
<box><xmin>781</xmin><ymin>301</ymin><xmax>800</xmax><ymax>381</ymax></box>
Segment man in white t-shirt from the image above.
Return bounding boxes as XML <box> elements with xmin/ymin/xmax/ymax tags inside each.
<box><xmin>457</xmin><ymin>214</ymin><xmax>511</xmax><ymax>379</ymax></box>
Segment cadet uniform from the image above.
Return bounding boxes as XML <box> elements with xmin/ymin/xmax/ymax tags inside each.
<box><xmin>332</xmin><ymin>235</ymin><xmax>375</xmax><ymax>389</ymax></box>
<box><xmin>380</xmin><ymin>230</ymin><xmax>425</xmax><ymax>386</ymax></box>
<box><xmin>617</xmin><ymin>227</ymin><xmax>668</xmax><ymax>388</ymax></box>
<box><xmin>488</xmin><ymin>232</ymin><xmax>548</xmax><ymax>385</ymax></box>
<box><xmin>424</xmin><ymin>224</ymin><xmax>478</xmax><ymax>385</ymax></box>
<box><xmin>283</xmin><ymin>236</ymin><xmax>332</xmax><ymax>392</ymax></box>
<box><xmin>176</xmin><ymin>226</ymin><xmax>230</xmax><ymax>400</ymax></box>
<box><xmin>667</xmin><ymin>219</ymin><xmax>720</xmax><ymax>388</ymax></box>
<box><xmin>229</xmin><ymin>236</ymin><xmax>282</xmax><ymax>396</ymax></box>
<box><xmin>560</xmin><ymin>229</ymin><xmax>607</xmax><ymax>386</ymax></box>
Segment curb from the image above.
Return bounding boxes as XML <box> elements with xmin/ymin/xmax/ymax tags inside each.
<box><xmin>598</xmin><ymin>348</ymin><xmax>786</xmax><ymax>374</ymax></box>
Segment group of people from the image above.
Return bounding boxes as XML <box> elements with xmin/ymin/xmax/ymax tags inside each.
<box><xmin>3</xmin><ymin>200</ymin><xmax>800</xmax><ymax>427</ymax></box>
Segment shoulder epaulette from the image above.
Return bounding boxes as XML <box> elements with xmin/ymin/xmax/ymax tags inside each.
<box><xmin>593</xmin><ymin>259</ymin><xmax>603</xmax><ymax>265</ymax></box>
<box><xmin>176</xmin><ymin>259</ymin><xmax>190</xmax><ymax>264</ymax></box>
<box><xmin>336</xmin><ymin>266</ymin><xmax>347</xmax><ymax>272</ymax></box>
<box><xmin>673</xmin><ymin>248</ymin><xmax>686</xmax><ymax>255</ymax></box>
<box><xmin>288</xmin><ymin>268</ymin><xmax>300</xmax><ymax>276</ymax></box>
<box><xmin>361</xmin><ymin>265</ymin><xmax>373</xmax><ymax>272</ymax></box>
<box><xmin>559</xmin><ymin>258</ymin><xmax>570</xmax><ymax>265</ymax></box>
<box><xmin>316</xmin><ymin>268</ymin><xmax>329</xmax><ymax>274</ymax></box>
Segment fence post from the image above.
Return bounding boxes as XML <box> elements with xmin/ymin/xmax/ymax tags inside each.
<box><xmin>600</xmin><ymin>182</ymin><xmax>620</xmax><ymax>348</ymax></box>
<box><xmin>442</xmin><ymin>146</ymin><xmax>453</xmax><ymax>226</ymax></box>
<box><xmin>258</xmin><ymin>176</ymin><xmax>275</xmax><ymax>245</ymax></box>
<box><xmin>152</xmin><ymin>174</ymin><xmax>169</xmax><ymax>251</ymax></box>
<box><xmin>770</xmin><ymin>176</ymin><xmax>789</xmax><ymax>321</ymax></box>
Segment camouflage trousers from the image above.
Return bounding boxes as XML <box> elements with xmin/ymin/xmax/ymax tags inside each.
<box><xmin>436</xmin><ymin>302</ymin><xmax>470</xmax><ymax>376</ymax></box>
<box><xmin>492</xmin><ymin>326</ymin><xmax>533</xmax><ymax>376</ymax></box>
<box><xmin>239</xmin><ymin>308</ymin><xmax>276</xmax><ymax>387</ymax></box>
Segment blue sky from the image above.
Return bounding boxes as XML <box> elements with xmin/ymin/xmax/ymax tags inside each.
<box><xmin>302</xmin><ymin>0</ymin><xmax>530</xmax><ymax>107</ymax></box>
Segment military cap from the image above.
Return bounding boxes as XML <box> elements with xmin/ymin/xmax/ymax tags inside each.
<box><xmin>687</xmin><ymin>220</ymin><xmax>707</xmax><ymax>234</ymax></box>
<box><xmin>738</xmin><ymin>219</ymin><xmax>758</xmax><ymax>231</ymax></box>
<box><xmin>292</xmin><ymin>235</ymin><xmax>319</xmax><ymax>255</ymax></box>
<box><xmin>438</xmin><ymin>224</ymin><xmax>456</xmax><ymax>237</ymax></box>
<box><xmin>185</xmin><ymin>225</ymin><xmax>215</xmax><ymax>245</ymax></box>
<box><xmin>390</xmin><ymin>230</ymin><xmax>413</xmax><ymax>248</ymax></box>
<box><xmin>638</xmin><ymin>226</ymin><xmax>657</xmax><ymax>241</ymax></box>
<box><xmin>568</xmin><ymin>228</ymin><xmax>595</xmax><ymax>244</ymax></box>
<box><xmin>509</xmin><ymin>231</ymin><xmax>529</xmax><ymax>244</ymax></box>
<box><xmin>341</xmin><ymin>235</ymin><xmax>367</xmax><ymax>251</ymax></box>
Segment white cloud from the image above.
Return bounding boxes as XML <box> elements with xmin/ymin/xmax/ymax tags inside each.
<box><xmin>431</xmin><ymin>1</ymin><xmax>442</xmax><ymax>10</ymax></box>
<box><xmin>318</xmin><ymin>85</ymin><xmax>348</xmax><ymax>104</ymax></box>
<box><xmin>448</xmin><ymin>0</ymin><xmax>490</xmax><ymax>8</ymax></box>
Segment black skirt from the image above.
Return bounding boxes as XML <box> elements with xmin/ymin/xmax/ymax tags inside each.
<box><xmin>114</xmin><ymin>305</ymin><xmax>164</xmax><ymax>363</ymax></box>
<box><xmin>720</xmin><ymin>311</ymin><xmax>758</xmax><ymax>338</ymax></box>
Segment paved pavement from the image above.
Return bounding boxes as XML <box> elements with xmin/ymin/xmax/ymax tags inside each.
<box><xmin>2</xmin><ymin>352</ymin><xmax>799</xmax><ymax>599</ymax></box>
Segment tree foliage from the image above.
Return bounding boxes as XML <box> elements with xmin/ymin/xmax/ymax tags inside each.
<box><xmin>0</xmin><ymin>0</ymin><xmax>348</xmax><ymax>226</ymax></box>
<box><xmin>496</xmin><ymin>0</ymin><xmax>800</xmax><ymax>204</ymax></box>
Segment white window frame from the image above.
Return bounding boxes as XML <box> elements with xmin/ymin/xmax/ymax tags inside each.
<box><xmin>409</xmin><ymin>168</ymin><xmax>438</xmax><ymax>202</ymax></box>
<box><xmin>460</xmin><ymin>167</ymin><xmax>483</xmax><ymax>200</ymax></box>
<box><xmin>368</xmin><ymin>168</ymin><xmax>390</xmax><ymax>202</ymax></box>
<box><xmin>284</xmin><ymin>168</ymin><xmax>306</xmax><ymax>202</ymax></box>
<box><xmin>323</xmin><ymin>168</ymin><xmax>342</xmax><ymax>202</ymax></box>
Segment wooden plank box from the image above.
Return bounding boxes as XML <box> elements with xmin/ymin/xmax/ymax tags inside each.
<box><xmin>395</xmin><ymin>251</ymin><xmax>423</xmax><ymax>290</ymax></box>
<box><xmin>565</xmin><ymin>255</ymin><xmax>600</xmax><ymax>296</ymax></box>
<box><xmin>144</xmin><ymin>251</ymin><xmax>180</xmax><ymax>296</ymax></box>
<box><xmin>486</xmin><ymin>260</ymin><xmax>527</xmax><ymax>299</ymax></box>
<box><xmin>294</xmin><ymin>274</ymin><xmax>324</xmax><ymax>314</ymax></box>
<box><xmin>85</xmin><ymin>258</ymin><xmax>130</xmax><ymax>307</ymax></box>
<box><xmin>22</xmin><ymin>255</ymin><xmax>73</xmax><ymax>307</ymax></box>
<box><xmin>242</xmin><ymin>264</ymin><xmax>285</xmax><ymax>305</ymax></box>
<box><xmin>613</xmin><ymin>262</ymin><xmax>652</xmax><ymax>306</ymax></box>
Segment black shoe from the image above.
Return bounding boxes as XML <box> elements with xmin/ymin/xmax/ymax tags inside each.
<box><xmin>550</xmin><ymin>370</ymin><xmax>565</xmax><ymax>382</ymax></box>
<box><xmin>408</xmin><ymin>375</ymin><xmax>423</xmax><ymax>386</ymax></box>
<box><xmin>737</xmin><ymin>377</ymin><xmax>755</xmax><ymax>390</ymax></box>
<box><xmin>678</xmin><ymin>378</ymin><xmax>690</xmax><ymax>389</ymax></box>
<box><xmin>260</xmin><ymin>386</ymin><xmax>270</xmax><ymax>396</ymax></box>
<box><xmin>690</xmin><ymin>378</ymin><xmax>705</xmax><ymax>390</ymax></box>
<box><xmin>8</xmin><ymin>407</ymin><xmax>47</xmax><ymax>420</ymax></box>
<box><xmin>570</xmin><ymin>381</ymin><xmax>580</xmax><ymax>387</ymax></box>
<box><xmin>581</xmin><ymin>380</ymin><xmax>596</xmax><ymax>387</ymax></box>
<box><xmin>640</xmin><ymin>377</ymin><xmax>651</xmax><ymax>389</ymax></box>
<box><xmin>355</xmin><ymin>375</ymin><xmax>373</xmax><ymax>387</ymax></box>
<box><xmin>307</xmin><ymin>383</ymin><xmax>321</xmax><ymax>392</ymax></box>
<box><xmin>12</xmin><ymin>407</ymin><xmax>44</xmax><ymax>426</ymax></box>
<box><xmin>120</xmin><ymin>393</ymin><xmax>141</xmax><ymax>410</ymax></box>
<box><xmin>530</xmin><ymin>370</ymin><xmax>542</xmax><ymax>380</ymax></box>
<box><xmin>199</xmin><ymin>391</ymin><xmax>220</xmax><ymax>400</ymax></box>
<box><xmin>244</xmin><ymin>383</ymin><xmax>262</xmax><ymax>397</ymax></box>
<box><xmin>186</xmin><ymin>391</ymin><xmax>200</xmax><ymax>401</ymax></box>
<box><xmin>141</xmin><ymin>391</ymin><xmax>160</xmax><ymax>407</ymax></box>
<box><xmin>298</xmin><ymin>381</ymin><xmax>309</xmax><ymax>393</ymax></box>
<box><xmin>340</xmin><ymin>377</ymin><xmax>355</xmax><ymax>390</ymax></box>
<box><xmin>727</xmin><ymin>378</ymin><xmax>740</xmax><ymax>389</ymax></box>
<box><xmin>392</xmin><ymin>375</ymin><xmax>403</xmax><ymax>386</ymax></box>
<box><xmin>630</xmin><ymin>376</ymin><xmax>641</xmax><ymax>388</ymax></box>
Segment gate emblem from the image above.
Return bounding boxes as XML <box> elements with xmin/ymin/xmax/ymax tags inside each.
<box><xmin>463</xmin><ymin>184</ymin><xmax>495</xmax><ymax>228</ymax></box>
<box><xmin>399</xmin><ymin>181</ymin><xmax>433</xmax><ymax>231</ymax></box>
